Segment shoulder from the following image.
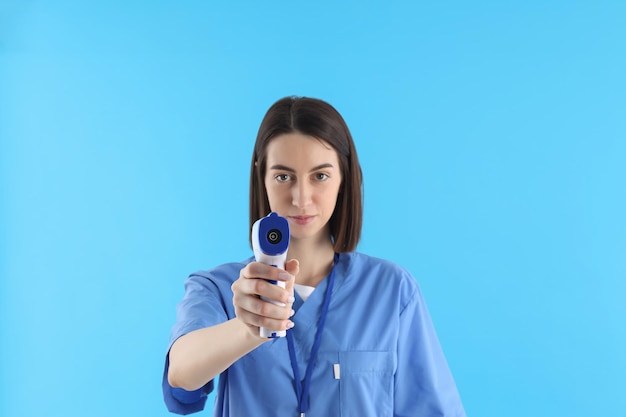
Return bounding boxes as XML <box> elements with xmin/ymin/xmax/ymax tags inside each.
<box><xmin>185</xmin><ymin>256</ymin><xmax>254</xmax><ymax>288</ymax></box>
<box><xmin>338</xmin><ymin>251</ymin><xmax>420</xmax><ymax>305</ymax></box>
<box><xmin>341</xmin><ymin>252</ymin><xmax>417</xmax><ymax>283</ymax></box>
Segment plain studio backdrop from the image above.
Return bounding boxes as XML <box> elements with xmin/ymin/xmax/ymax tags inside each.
<box><xmin>1</xmin><ymin>1</ymin><xmax>625</xmax><ymax>416</ymax></box>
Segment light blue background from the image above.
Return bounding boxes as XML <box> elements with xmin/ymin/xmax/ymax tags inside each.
<box><xmin>1</xmin><ymin>1</ymin><xmax>625</xmax><ymax>416</ymax></box>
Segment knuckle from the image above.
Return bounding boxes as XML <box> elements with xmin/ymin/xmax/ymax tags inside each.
<box><xmin>248</xmin><ymin>262</ymin><xmax>264</xmax><ymax>277</ymax></box>
<box><xmin>239</xmin><ymin>266</ymin><xmax>249</xmax><ymax>277</ymax></box>
<box><xmin>276</xmin><ymin>293</ymin><xmax>287</xmax><ymax>305</ymax></box>
<box><xmin>253</xmin><ymin>279</ymin><xmax>266</xmax><ymax>295</ymax></box>
<box><xmin>258</xmin><ymin>301</ymin><xmax>273</xmax><ymax>317</ymax></box>
<box><xmin>259</xmin><ymin>316</ymin><xmax>276</xmax><ymax>329</ymax></box>
<box><xmin>233</xmin><ymin>306</ymin><xmax>245</xmax><ymax>319</ymax></box>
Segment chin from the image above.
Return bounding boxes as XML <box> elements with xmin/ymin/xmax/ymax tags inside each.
<box><xmin>291</xmin><ymin>226</ymin><xmax>332</xmax><ymax>243</ymax></box>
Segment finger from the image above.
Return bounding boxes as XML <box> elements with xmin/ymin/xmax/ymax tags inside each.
<box><xmin>234</xmin><ymin>291</ymin><xmax>293</xmax><ymax>320</ymax></box>
<box><xmin>283</xmin><ymin>259</ymin><xmax>299</xmax><ymax>294</ymax></box>
<box><xmin>233</xmin><ymin>294</ymin><xmax>295</xmax><ymax>329</ymax></box>
<box><xmin>284</xmin><ymin>259</ymin><xmax>300</xmax><ymax>277</ymax></box>
<box><xmin>234</xmin><ymin>274</ymin><xmax>294</xmax><ymax>305</ymax></box>
<box><xmin>253</xmin><ymin>278</ymin><xmax>295</xmax><ymax>305</ymax></box>
<box><xmin>235</xmin><ymin>309</ymin><xmax>295</xmax><ymax>332</ymax></box>
<box><xmin>242</xmin><ymin>262</ymin><xmax>295</xmax><ymax>283</ymax></box>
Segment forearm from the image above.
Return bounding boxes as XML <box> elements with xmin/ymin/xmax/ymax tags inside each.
<box><xmin>167</xmin><ymin>318</ymin><xmax>267</xmax><ymax>391</ymax></box>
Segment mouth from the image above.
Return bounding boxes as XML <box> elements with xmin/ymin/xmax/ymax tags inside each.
<box><xmin>289</xmin><ymin>215</ymin><xmax>315</xmax><ymax>225</ymax></box>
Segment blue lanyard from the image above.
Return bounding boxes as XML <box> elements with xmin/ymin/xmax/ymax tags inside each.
<box><xmin>286</xmin><ymin>253</ymin><xmax>339</xmax><ymax>417</ymax></box>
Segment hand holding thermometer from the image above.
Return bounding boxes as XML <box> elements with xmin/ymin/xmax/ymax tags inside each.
<box><xmin>251</xmin><ymin>212</ymin><xmax>291</xmax><ymax>338</ymax></box>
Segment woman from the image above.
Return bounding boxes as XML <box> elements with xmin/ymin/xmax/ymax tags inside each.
<box><xmin>163</xmin><ymin>96</ymin><xmax>466</xmax><ymax>416</ymax></box>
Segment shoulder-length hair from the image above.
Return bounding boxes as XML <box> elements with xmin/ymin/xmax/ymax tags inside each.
<box><xmin>249</xmin><ymin>96</ymin><xmax>363</xmax><ymax>253</ymax></box>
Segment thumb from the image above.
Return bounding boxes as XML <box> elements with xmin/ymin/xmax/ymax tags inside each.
<box><xmin>284</xmin><ymin>259</ymin><xmax>300</xmax><ymax>277</ymax></box>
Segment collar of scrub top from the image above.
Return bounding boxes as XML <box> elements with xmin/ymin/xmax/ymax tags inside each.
<box><xmin>286</xmin><ymin>252</ymin><xmax>340</xmax><ymax>417</ymax></box>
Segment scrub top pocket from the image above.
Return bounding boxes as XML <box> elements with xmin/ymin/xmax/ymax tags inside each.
<box><xmin>338</xmin><ymin>351</ymin><xmax>394</xmax><ymax>417</ymax></box>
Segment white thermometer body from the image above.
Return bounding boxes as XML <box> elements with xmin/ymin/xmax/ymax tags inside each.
<box><xmin>251</xmin><ymin>212</ymin><xmax>290</xmax><ymax>338</ymax></box>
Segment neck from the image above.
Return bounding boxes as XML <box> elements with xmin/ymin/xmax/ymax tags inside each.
<box><xmin>288</xmin><ymin>235</ymin><xmax>335</xmax><ymax>287</ymax></box>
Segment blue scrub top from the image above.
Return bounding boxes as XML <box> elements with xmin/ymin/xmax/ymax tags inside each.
<box><xmin>163</xmin><ymin>252</ymin><xmax>466</xmax><ymax>417</ymax></box>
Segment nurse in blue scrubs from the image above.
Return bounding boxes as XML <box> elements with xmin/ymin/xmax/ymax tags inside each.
<box><xmin>163</xmin><ymin>96</ymin><xmax>466</xmax><ymax>417</ymax></box>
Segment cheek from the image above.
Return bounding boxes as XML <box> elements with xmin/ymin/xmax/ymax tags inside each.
<box><xmin>321</xmin><ymin>184</ymin><xmax>341</xmax><ymax>206</ymax></box>
<box><xmin>265</xmin><ymin>184</ymin><xmax>288</xmax><ymax>204</ymax></box>
<box><xmin>265</xmin><ymin>186</ymin><xmax>276</xmax><ymax>203</ymax></box>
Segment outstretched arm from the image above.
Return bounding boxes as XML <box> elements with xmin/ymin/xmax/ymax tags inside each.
<box><xmin>167</xmin><ymin>259</ymin><xmax>298</xmax><ymax>391</ymax></box>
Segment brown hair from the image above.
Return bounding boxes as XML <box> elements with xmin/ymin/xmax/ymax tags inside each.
<box><xmin>249</xmin><ymin>96</ymin><xmax>363</xmax><ymax>252</ymax></box>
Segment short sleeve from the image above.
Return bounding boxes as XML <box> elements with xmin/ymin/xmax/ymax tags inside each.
<box><xmin>169</xmin><ymin>273</ymin><xmax>230</xmax><ymax>347</ymax></box>
<box><xmin>162</xmin><ymin>270</ymin><xmax>235</xmax><ymax>415</ymax></box>
<box><xmin>394</xmin><ymin>284</ymin><xmax>466</xmax><ymax>417</ymax></box>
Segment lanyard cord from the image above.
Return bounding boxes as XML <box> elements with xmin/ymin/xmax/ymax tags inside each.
<box><xmin>286</xmin><ymin>253</ymin><xmax>339</xmax><ymax>416</ymax></box>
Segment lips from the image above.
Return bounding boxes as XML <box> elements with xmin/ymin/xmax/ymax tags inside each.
<box><xmin>289</xmin><ymin>215</ymin><xmax>315</xmax><ymax>226</ymax></box>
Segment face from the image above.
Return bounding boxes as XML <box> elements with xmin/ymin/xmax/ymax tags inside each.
<box><xmin>264</xmin><ymin>133</ymin><xmax>342</xmax><ymax>243</ymax></box>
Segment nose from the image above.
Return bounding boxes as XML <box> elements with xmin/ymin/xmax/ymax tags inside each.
<box><xmin>292</xmin><ymin>181</ymin><xmax>312</xmax><ymax>209</ymax></box>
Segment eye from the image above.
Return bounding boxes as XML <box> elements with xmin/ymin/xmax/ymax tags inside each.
<box><xmin>275</xmin><ymin>174</ymin><xmax>291</xmax><ymax>183</ymax></box>
<box><xmin>314</xmin><ymin>173</ymin><xmax>329</xmax><ymax>181</ymax></box>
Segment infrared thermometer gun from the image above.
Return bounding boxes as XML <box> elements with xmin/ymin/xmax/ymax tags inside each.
<box><xmin>251</xmin><ymin>212</ymin><xmax>291</xmax><ymax>338</ymax></box>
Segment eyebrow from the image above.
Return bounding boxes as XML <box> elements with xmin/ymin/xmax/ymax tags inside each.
<box><xmin>269</xmin><ymin>163</ymin><xmax>335</xmax><ymax>173</ymax></box>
